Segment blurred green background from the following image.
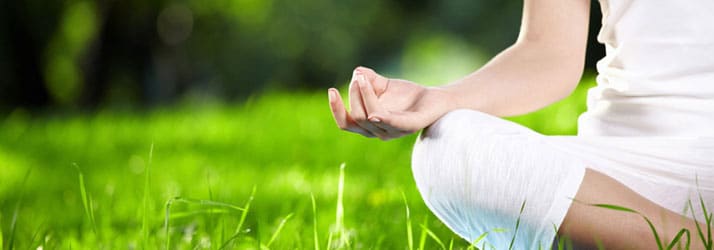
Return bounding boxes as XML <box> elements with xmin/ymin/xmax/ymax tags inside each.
<box><xmin>1</xmin><ymin>0</ymin><xmax>603</xmax><ymax>110</ymax></box>
<box><xmin>0</xmin><ymin>0</ymin><xmax>604</xmax><ymax>249</ymax></box>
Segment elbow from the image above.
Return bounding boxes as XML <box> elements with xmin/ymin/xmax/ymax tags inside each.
<box><xmin>557</xmin><ymin>67</ymin><xmax>584</xmax><ymax>100</ymax></box>
<box><xmin>550</xmin><ymin>74</ymin><xmax>582</xmax><ymax>104</ymax></box>
<box><xmin>552</xmin><ymin>52</ymin><xmax>586</xmax><ymax>101</ymax></box>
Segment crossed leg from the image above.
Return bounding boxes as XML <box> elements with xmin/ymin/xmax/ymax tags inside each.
<box><xmin>411</xmin><ymin>109</ymin><xmax>709</xmax><ymax>250</ymax></box>
<box><xmin>559</xmin><ymin>168</ymin><xmax>707</xmax><ymax>250</ymax></box>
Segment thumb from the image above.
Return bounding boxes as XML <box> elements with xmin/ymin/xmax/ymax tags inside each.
<box><xmin>354</xmin><ymin>66</ymin><xmax>389</xmax><ymax>94</ymax></box>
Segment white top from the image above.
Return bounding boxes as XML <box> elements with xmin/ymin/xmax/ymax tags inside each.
<box><xmin>578</xmin><ymin>0</ymin><xmax>714</xmax><ymax>136</ymax></box>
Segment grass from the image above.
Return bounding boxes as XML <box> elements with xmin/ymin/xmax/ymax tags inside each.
<box><xmin>75</xmin><ymin>164</ymin><xmax>98</xmax><ymax>235</ymax></box>
<box><xmin>142</xmin><ymin>143</ymin><xmax>154</xmax><ymax>249</ymax></box>
<box><xmin>4</xmin><ymin>76</ymin><xmax>706</xmax><ymax>249</ymax></box>
<box><xmin>585</xmin><ymin>195</ymin><xmax>713</xmax><ymax>250</ymax></box>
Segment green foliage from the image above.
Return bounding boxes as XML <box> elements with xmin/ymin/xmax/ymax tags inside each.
<box><xmin>0</xmin><ymin>80</ymin><xmax>598</xmax><ymax>248</ymax></box>
<box><xmin>43</xmin><ymin>0</ymin><xmax>99</xmax><ymax>105</ymax></box>
<box><xmin>1</xmin><ymin>0</ymin><xmax>537</xmax><ymax>107</ymax></box>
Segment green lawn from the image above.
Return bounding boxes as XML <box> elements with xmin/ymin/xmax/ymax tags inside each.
<box><xmin>0</xmin><ymin>78</ymin><xmax>594</xmax><ymax>249</ymax></box>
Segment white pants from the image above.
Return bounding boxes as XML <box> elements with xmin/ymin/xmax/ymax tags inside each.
<box><xmin>412</xmin><ymin>109</ymin><xmax>714</xmax><ymax>249</ymax></box>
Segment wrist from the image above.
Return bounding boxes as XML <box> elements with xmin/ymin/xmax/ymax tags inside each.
<box><xmin>424</xmin><ymin>86</ymin><xmax>459</xmax><ymax>118</ymax></box>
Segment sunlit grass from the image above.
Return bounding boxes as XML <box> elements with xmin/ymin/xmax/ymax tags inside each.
<box><xmin>5</xmin><ymin>76</ymin><xmax>704</xmax><ymax>249</ymax></box>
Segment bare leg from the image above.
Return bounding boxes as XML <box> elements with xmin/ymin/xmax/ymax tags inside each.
<box><xmin>559</xmin><ymin>168</ymin><xmax>706</xmax><ymax>250</ymax></box>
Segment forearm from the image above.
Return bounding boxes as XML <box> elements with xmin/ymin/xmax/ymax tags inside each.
<box><xmin>437</xmin><ymin>40</ymin><xmax>585</xmax><ymax>117</ymax></box>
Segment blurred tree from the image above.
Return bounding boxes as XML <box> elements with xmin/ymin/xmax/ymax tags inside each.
<box><xmin>0</xmin><ymin>0</ymin><xmax>61</xmax><ymax>108</ymax></box>
<box><xmin>0</xmin><ymin>0</ymin><xmax>603</xmax><ymax>111</ymax></box>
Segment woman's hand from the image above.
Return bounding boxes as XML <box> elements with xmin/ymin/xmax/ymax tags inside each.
<box><xmin>328</xmin><ymin>66</ymin><xmax>453</xmax><ymax>140</ymax></box>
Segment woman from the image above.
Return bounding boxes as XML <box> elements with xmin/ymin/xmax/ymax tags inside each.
<box><xmin>328</xmin><ymin>0</ymin><xmax>714</xmax><ymax>249</ymax></box>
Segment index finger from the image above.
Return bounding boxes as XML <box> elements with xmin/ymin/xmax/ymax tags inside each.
<box><xmin>356</xmin><ymin>74</ymin><xmax>384</xmax><ymax>117</ymax></box>
<box><xmin>328</xmin><ymin>88</ymin><xmax>376</xmax><ymax>137</ymax></box>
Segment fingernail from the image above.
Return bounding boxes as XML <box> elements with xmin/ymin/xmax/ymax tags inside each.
<box><xmin>328</xmin><ymin>89</ymin><xmax>336</xmax><ymax>101</ymax></box>
<box><xmin>360</xmin><ymin>75</ymin><xmax>370</xmax><ymax>87</ymax></box>
<box><xmin>369</xmin><ymin>117</ymin><xmax>381</xmax><ymax>123</ymax></box>
<box><xmin>353</xmin><ymin>69</ymin><xmax>361</xmax><ymax>79</ymax></box>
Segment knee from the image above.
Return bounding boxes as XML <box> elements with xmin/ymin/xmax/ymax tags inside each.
<box><xmin>412</xmin><ymin>110</ymin><xmax>484</xmax><ymax>180</ymax></box>
<box><xmin>410</xmin><ymin>109</ymin><xmax>543</xmax><ymax>245</ymax></box>
<box><xmin>411</xmin><ymin>109</ymin><xmax>533</xmax><ymax>201</ymax></box>
<box><xmin>409</xmin><ymin>110</ymin><xmax>585</xmax><ymax>248</ymax></box>
<box><xmin>412</xmin><ymin>109</ymin><xmax>531</xmax><ymax>166</ymax></box>
<box><xmin>421</xmin><ymin>109</ymin><xmax>503</xmax><ymax>140</ymax></box>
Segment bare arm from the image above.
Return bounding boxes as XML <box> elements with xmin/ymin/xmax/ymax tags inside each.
<box><xmin>443</xmin><ymin>0</ymin><xmax>591</xmax><ymax>117</ymax></box>
<box><xmin>328</xmin><ymin>0</ymin><xmax>592</xmax><ymax>139</ymax></box>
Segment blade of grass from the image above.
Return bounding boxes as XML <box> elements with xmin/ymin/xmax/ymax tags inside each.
<box><xmin>264</xmin><ymin>213</ymin><xmax>294</xmax><ymax>248</ymax></box>
<box><xmin>694</xmin><ymin>176</ymin><xmax>713</xmax><ymax>249</ymax></box>
<box><xmin>141</xmin><ymin>144</ymin><xmax>154</xmax><ymax>248</ymax></box>
<box><xmin>74</xmin><ymin>164</ymin><xmax>97</xmax><ymax>235</ymax></box>
<box><xmin>468</xmin><ymin>228</ymin><xmax>508</xmax><ymax>249</ymax></box>
<box><xmin>218</xmin><ymin>186</ymin><xmax>255</xmax><ymax>250</ymax></box>
<box><xmin>335</xmin><ymin>163</ymin><xmax>347</xmax><ymax>248</ymax></box>
<box><xmin>164</xmin><ymin>196</ymin><xmax>249</xmax><ymax>249</ymax></box>
<box><xmin>402</xmin><ymin>191</ymin><xmax>414</xmax><ymax>250</ymax></box>
<box><xmin>165</xmin><ymin>192</ymin><xmax>253</xmax><ymax>250</ymax></box>
<box><xmin>595</xmin><ymin>238</ymin><xmax>605</xmax><ymax>250</ymax></box>
<box><xmin>219</xmin><ymin>219</ymin><xmax>226</xmax><ymax>250</ymax></box>
<box><xmin>173</xmin><ymin>197</ymin><xmax>246</xmax><ymax>211</ymax></box>
<box><xmin>205</xmin><ymin>172</ymin><xmax>216</xmax><ymax>248</ymax></box>
<box><xmin>164</xmin><ymin>197</ymin><xmax>177</xmax><ymax>250</ymax></box>
<box><xmin>591</xmin><ymin>203</ymin><xmax>639</xmax><ymax>213</ymax></box>
<box><xmin>8</xmin><ymin>168</ymin><xmax>32</xmax><ymax>250</ymax></box>
<box><xmin>642</xmin><ymin>215</ymin><xmax>665</xmax><ymax>250</ymax></box>
<box><xmin>28</xmin><ymin>221</ymin><xmax>46</xmax><ymax>249</ymax></box>
<box><xmin>508</xmin><ymin>200</ymin><xmax>526</xmax><ymax>250</ymax></box>
<box><xmin>166</xmin><ymin>209</ymin><xmax>232</xmax><ymax>220</ymax></box>
<box><xmin>551</xmin><ymin>224</ymin><xmax>564</xmax><ymax>250</ymax></box>
<box><xmin>326</xmin><ymin>231</ymin><xmax>333</xmax><ymax>250</ymax></box>
<box><xmin>591</xmin><ymin>203</ymin><xmax>665</xmax><ymax>250</ymax></box>
<box><xmin>448</xmin><ymin>238</ymin><xmax>454</xmax><ymax>250</ymax></box>
<box><xmin>235</xmin><ymin>187</ymin><xmax>256</xmax><ymax>236</ymax></box>
<box><xmin>689</xmin><ymin>199</ymin><xmax>709</xmax><ymax>250</ymax></box>
<box><xmin>417</xmin><ymin>216</ymin><xmax>428</xmax><ymax>250</ymax></box>
<box><xmin>311</xmin><ymin>194</ymin><xmax>320</xmax><ymax>250</ymax></box>
<box><xmin>1</xmin><ymin>214</ymin><xmax>4</xmax><ymax>249</ymax></box>
<box><xmin>471</xmin><ymin>231</ymin><xmax>489</xmax><ymax>248</ymax></box>
<box><xmin>419</xmin><ymin>223</ymin><xmax>445</xmax><ymax>249</ymax></box>
<box><xmin>665</xmin><ymin>228</ymin><xmax>690</xmax><ymax>250</ymax></box>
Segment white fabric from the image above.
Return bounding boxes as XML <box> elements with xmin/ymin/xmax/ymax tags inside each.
<box><xmin>413</xmin><ymin>110</ymin><xmax>587</xmax><ymax>249</ymax></box>
<box><xmin>411</xmin><ymin>1</ymin><xmax>714</xmax><ymax>247</ymax></box>
<box><xmin>579</xmin><ymin>0</ymin><xmax>714</xmax><ymax>136</ymax></box>
<box><xmin>412</xmin><ymin>110</ymin><xmax>714</xmax><ymax>249</ymax></box>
